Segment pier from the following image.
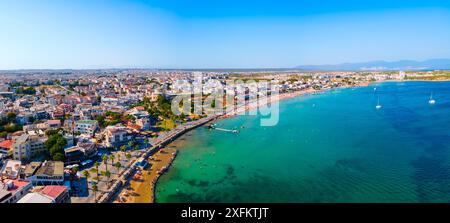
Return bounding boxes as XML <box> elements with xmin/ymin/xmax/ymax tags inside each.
<box><xmin>208</xmin><ymin>124</ymin><xmax>239</xmax><ymax>133</ymax></box>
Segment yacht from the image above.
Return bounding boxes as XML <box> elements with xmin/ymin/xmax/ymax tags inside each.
<box><xmin>429</xmin><ymin>93</ymin><xmax>436</xmax><ymax>105</ymax></box>
<box><xmin>376</xmin><ymin>97</ymin><xmax>382</xmax><ymax>109</ymax></box>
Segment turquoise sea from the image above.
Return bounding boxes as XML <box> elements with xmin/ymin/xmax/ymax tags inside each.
<box><xmin>156</xmin><ymin>81</ymin><xmax>450</xmax><ymax>203</ymax></box>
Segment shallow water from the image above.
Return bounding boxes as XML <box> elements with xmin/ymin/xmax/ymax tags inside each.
<box><xmin>156</xmin><ymin>81</ymin><xmax>450</xmax><ymax>203</ymax></box>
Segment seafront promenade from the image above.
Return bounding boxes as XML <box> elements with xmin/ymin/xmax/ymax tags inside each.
<box><xmin>98</xmin><ymin>83</ymin><xmax>368</xmax><ymax>203</ymax></box>
<box><xmin>102</xmin><ymin>115</ymin><xmax>218</xmax><ymax>203</ymax></box>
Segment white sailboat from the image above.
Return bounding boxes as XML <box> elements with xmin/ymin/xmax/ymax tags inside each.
<box><xmin>375</xmin><ymin>97</ymin><xmax>382</xmax><ymax>109</ymax></box>
<box><xmin>429</xmin><ymin>93</ymin><xmax>436</xmax><ymax>105</ymax></box>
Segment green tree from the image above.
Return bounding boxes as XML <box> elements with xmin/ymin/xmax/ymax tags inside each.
<box><xmin>83</xmin><ymin>170</ymin><xmax>90</xmax><ymax>180</ymax></box>
<box><xmin>102</xmin><ymin>154</ymin><xmax>109</xmax><ymax>172</ymax></box>
<box><xmin>72</xmin><ymin>166</ymin><xmax>79</xmax><ymax>174</ymax></box>
<box><xmin>94</xmin><ymin>162</ymin><xmax>100</xmax><ymax>182</ymax></box>
<box><xmin>4</xmin><ymin>123</ymin><xmax>23</xmax><ymax>133</ymax></box>
<box><xmin>92</xmin><ymin>184</ymin><xmax>98</xmax><ymax>203</ymax></box>
<box><xmin>114</xmin><ymin>162</ymin><xmax>122</xmax><ymax>173</ymax></box>
<box><xmin>44</xmin><ymin>133</ymin><xmax>67</xmax><ymax>161</ymax></box>
<box><xmin>0</xmin><ymin>132</ymin><xmax>7</xmax><ymax>138</ymax></box>
<box><xmin>53</xmin><ymin>153</ymin><xmax>65</xmax><ymax>161</ymax></box>
<box><xmin>127</xmin><ymin>141</ymin><xmax>134</xmax><ymax>148</ymax></box>
<box><xmin>95</xmin><ymin>115</ymin><xmax>106</xmax><ymax>128</ymax></box>
<box><xmin>6</xmin><ymin>112</ymin><xmax>16</xmax><ymax>123</ymax></box>
<box><xmin>120</xmin><ymin>145</ymin><xmax>127</xmax><ymax>158</ymax></box>
<box><xmin>109</xmin><ymin>154</ymin><xmax>115</xmax><ymax>168</ymax></box>
<box><xmin>103</xmin><ymin>170</ymin><xmax>111</xmax><ymax>187</ymax></box>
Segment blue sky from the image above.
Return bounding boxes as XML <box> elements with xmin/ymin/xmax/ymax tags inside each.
<box><xmin>1</xmin><ymin>0</ymin><xmax>450</xmax><ymax>69</ymax></box>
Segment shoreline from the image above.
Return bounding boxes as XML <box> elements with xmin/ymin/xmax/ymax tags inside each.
<box><xmin>150</xmin><ymin>82</ymin><xmax>370</xmax><ymax>203</ymax></box>
<box><xmin>118</xmin><ymin>148</ymin><xmax>177</xmax><ymax>203</ymax></box>
<box><xmin>116</xmin><ymin>81</ymin><xmax>371</xmax><ymax>203</ymax></box>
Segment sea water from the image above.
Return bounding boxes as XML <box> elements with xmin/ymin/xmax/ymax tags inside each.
<box><xmin>156</xmin><ymin>81</ymin><xmax>450</xmax><ymax>203</ymax></box>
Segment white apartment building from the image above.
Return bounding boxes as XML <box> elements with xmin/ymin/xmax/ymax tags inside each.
<box><xmin>75</xmin><ymin>120</ymin><xmax>99</xmax><ymax>136</ymax></box>
<box><xmin>12</xmin><ymin>133</ymin><xmax>47</xmax><ymax>161</ymax></box>
<box><xmin>103</xmin><ymin>126</ymin><xmax>131</xmax><ymax>148</ymax></box>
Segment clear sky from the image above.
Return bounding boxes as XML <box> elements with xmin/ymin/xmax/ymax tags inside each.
<box><xmin>1</xmin><ymin>0</ymin><xmax>450</xmax><ymax>69</ymax></box>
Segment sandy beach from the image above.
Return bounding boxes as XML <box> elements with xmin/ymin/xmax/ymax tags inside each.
<box><xmin>220</xmin><ymin>82</ymin><xmax>370</xmax><ymax>119</ymax></box>
<box><xmin>117</xmin><ymin>147</ymin><xmax>177</xmax><ymax>203</ymax></box>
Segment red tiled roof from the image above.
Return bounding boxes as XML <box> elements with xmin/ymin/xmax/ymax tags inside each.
<box><xmin>127</xmin><ymin>124</ymin><xmax>141</xmax><ymax>130</ymax></box>
<box><xmin>53</xmin><ymin>110</ymin><xmax>64</xmax><ymax>116</ymax></box>
<box><xmin>8</xmin><ymin>180</ymin><xmax>32</xmax><ymax>192</ymax></box>
<box><xmin>0</xmin><ymin>140</ymin><xmax>13</xmax><ymax>150</ymax></box>
<box><xmin>39</xmin><ymin>186</ymin><xmax>67</xmax><ymax>199</ymax></box>
<box><xmin>47</xmin><ymin>120</ymin><xmax>61</xmax><ymax>125</ymax></box>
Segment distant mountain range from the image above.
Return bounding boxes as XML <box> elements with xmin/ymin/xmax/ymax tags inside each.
<box><xmin>295</xmin><ymin>59</ymin><xmax>450</xmax><ymax>71</ymax></box>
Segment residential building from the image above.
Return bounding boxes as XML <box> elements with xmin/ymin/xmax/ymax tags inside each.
<box><xmin>47</xmin><ymin>119</ymin><xmax>62</xmax><ymax>129</ymax></box>
<box><xmin>23</xmin><ymin>162</ymin><xmax>42</xmax><ymax>178</ymax></box>
<box><xmin>64</xmin><ymin>143</ymin><xmax>97</xmax><ymax>165</ymax></box>
<box><xmin>136</xmin><ymin>118</ymin><xmax>151</xmax><ymax>131</ymax></box>
<box><xmin>0</xmin><ymin>179</ymin><xmax>33</xmax><ymax>203</ymax></box>
<box><xmin>12</xmin><ymin>133</ymin><xmax>47</xmax><ymax>161</ymax></box>
<box><xmin>16</xmin><ymin>192</ymin><xmax>55</xmax><ymax>203</ymax></box>
<box><xmin>75</xmin><ymin>120</ymin><xmax>99</xmax><ymax>136</ymax></box>
<box><xmin>103</xmin><ymin>125</ymin><xmax>131</xmax><ymax>148</ymax></box>
<box><xmin>26</xmin><ymin>161</ymin><xmax>64</xmax><ymax>186</ymax></box>
<box><xmin>0</xmin><ymin>140</ymin><xmax>13</xmax><ymax>157</ymax></box>
<box><xmin>37</xmin><ymin>185</ymin><xmax>71</xmax><ymax>203</ymax></box>
<box><xmin>0</xmin><ymin>160</ymin><xmax>21</xmax><ymax>179</ymax></box>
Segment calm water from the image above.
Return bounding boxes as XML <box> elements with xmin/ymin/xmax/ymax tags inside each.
<box><xmin>156</xmin><ymin>81</ymin><xmax>450</xmax><ymax>203</ymax></box>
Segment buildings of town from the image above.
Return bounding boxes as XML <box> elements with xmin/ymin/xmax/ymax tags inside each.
<box><xmin>0</xmin><ymin>69</ymin><xmax>429</xmax><ymax>203</ymax></box>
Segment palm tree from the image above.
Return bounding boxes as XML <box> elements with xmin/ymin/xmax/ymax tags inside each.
<box><xmin>92</xmin><ymin>184</ymin><xmax>98</xmax><ymax>203</ymax></box>
<box><xmin>114</xmin><ymin>162</ymin><xmax>122</xmax><ymax>173</ymax></box>
<box><xmin>69</xmin><ymin>166</ymin><xmax>79</xmax><ymax>183</ymax></box>
<box><xmin>89</xmin><ymin>168</ymin><xmax>97</xmax><ymax>177</ymax></box>
<box><xmin>103</xmin><ymin>170</ymin><xmax>111</xmax><ymax>188</ymax></box>
<box><xmin>82</xmin><ymin>170</ymin><xmax>90</xmax><ymax>180</ymax></box>
<box><xmin>125</xmin><ymin>153</ymin><xmax>132</xmax><ymax>161</ymax></box>
<box><xmin>128</xmin><ymin>141</ymin><xmax>134</xmax><ymax>149</ymax></box>
<box><xmin>134</xmin><ymin>145</ymin><xmax>140</xmax><ymax>156</ymax></box>
<box><xmin>120</xmin><ymin>145</ymin><xmax>127</xmax><ymax>159</ymax></box>
<box><xmin>102</xmin><ymin>154</ymin><xmax>109</xmax><ymax>172</ymax></box>
<box><xmin>144</xmin><ymin>139</ymin><xmax>149</xmax><ymax>148</ymax></box>
<box><xmin>109</xmin><ymin>154</ymin><xmax>115</xmax><ymax>169</ymax></box>
<box><xmin>124</xmin><ymin>153</ymin><xmax>132</xmax><ymax>167</ymax></box>
<box><xmin>94</xmin><ymin>161</ymin><xmax>100</xmax><ymax>182</ymax></box>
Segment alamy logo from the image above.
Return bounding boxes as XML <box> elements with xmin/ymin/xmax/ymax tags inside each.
<box><xmin>171</xmin><ymin>73</ymin><xmax>280</xmax><ymax>126</ymax></box>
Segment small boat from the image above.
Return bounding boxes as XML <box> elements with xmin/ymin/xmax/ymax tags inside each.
<box><xmin>375</xmin><ymin>97</ymin><xmax>382</xmax><ymax>110</ymax></box>
<box><xmin>429</xmin><ymin>93</ymin><xmax>436</xmax><ymax>105</ymax></box>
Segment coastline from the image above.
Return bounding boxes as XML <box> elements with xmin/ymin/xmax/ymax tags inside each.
<box><xmin>118</xmin><ymin>147</ymin><xmax>177</xmax><ymax>203</ymax></box>
<box><xmin>116</xmin><ymin>81</ymin><xmax>371</xmax><ymax>203</ymax></box>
